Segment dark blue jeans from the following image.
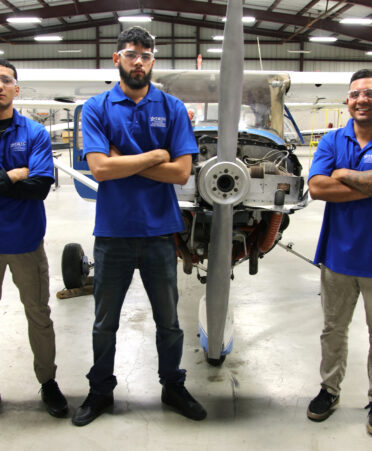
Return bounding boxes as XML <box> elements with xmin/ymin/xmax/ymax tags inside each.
<box><xmin>87</xmin><ymin>235</ymin><xmax>186</xmax><ymax>394</ymax></box>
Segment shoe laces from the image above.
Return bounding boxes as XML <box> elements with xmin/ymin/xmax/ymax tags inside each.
<box><xmin>41</xmin><ymin>379</ymin><xmax>63</xmax><ymax>401</ymax></box>
<box><xmin>81</xmin><ymin>392</ymin><xmax>97</xmax><ymax>408</ymax></box>
<box><xmin>170</xmin><ymin>384</ymin><xmax>196</xmax><ymax>403</ymax></box>
<box><xmin>318</xmin><ymin>388</ymin><xmax>336</xmax><ymax>402</ymax></box>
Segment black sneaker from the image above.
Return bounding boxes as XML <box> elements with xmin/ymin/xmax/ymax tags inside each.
<box><xmin>365</xmin><ymin>402</ymin><xmax>372</xmax><ymax>434</ymax></box>
<box><xmin>41</xmin><ymin>379</ymin><xmax>68</xmax><ymax>418</ymax></box>
<box><xmin>72</xmin><ymin>391</ymin><xmax>114</xmax><ymax>426</ymax></box>
<box><xmin>307</xmin><ymin>388</ymin><xmax>339</xmax><ymax>421</ymax></box>
<box><xmin>161</xmin><ymin>383</ymin><xmax>207</xmax><ymax>421</ymax></box>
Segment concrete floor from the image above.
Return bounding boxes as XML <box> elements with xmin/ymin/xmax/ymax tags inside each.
<box><xmin>0</xmin><ymin>148</ymin><xmax>371</xmax><ymax>450</ymax></box>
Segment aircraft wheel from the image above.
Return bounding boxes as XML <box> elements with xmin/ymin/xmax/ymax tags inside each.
<box><xmin>204</xmin><ymin>351</ymin><xmax>226</xmax><ymax>366</ymax></box>
<box><xmin>61</xmin><ymin>243</ymin><xmax>89</xmax><ymax>289</ymax></box>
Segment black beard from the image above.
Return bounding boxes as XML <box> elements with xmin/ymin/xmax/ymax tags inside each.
<box><xmin>119</xmin><ymin>65</ymin><xmax>152</xmax><ymax>90</ymax></box>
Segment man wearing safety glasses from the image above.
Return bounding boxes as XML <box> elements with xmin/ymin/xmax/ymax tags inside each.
<box><xmin>0</xmin><ymin>59</ymin><xmax>68</xmax><ymax>417</ymax></box>
<box><xmin>72</xmin><ymin>27</ymin><xmax>206</xmax><ymax>426</ymax></box>
<box><xmin>307</xmin><ymin>69</ymin><xmax>372</xmax><ymax>434</ymax></box>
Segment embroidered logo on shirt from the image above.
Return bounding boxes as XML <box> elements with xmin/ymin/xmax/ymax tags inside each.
<box><xmin>363</xmin><ymin>154</ymin><xmax>372</xmax><ymax>163</ymax></box>
<box><xmin>150</xmin><ymin>116</ymin><xmax>166</xmax><ymax>128</ymax></box>
<box><xmin>10</xmin><ymin>141</ymin><xmax>26</xmax><ymax>152</ymax></box>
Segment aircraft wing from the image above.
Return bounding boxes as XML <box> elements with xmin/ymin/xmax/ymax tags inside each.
<box><xmin>16</xmin><ymin>68</ymin><xmax>351</xmax><ymax>111</ymax></box>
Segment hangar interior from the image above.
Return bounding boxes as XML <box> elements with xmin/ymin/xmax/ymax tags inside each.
<box><xmin>0</xmin><ymin>1</ymin><xmax>372</xmax><ymax>450</ymax></box>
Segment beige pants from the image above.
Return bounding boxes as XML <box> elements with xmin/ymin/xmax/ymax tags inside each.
<box><xmin>320</xmin><ymin>265</ymin><xmax>372</xmax><ymax>401</ymax></box>
<box><xmin>0</xmin><ymin>241</ymin><xmax>57</xmax><ymax>384</ymax></box>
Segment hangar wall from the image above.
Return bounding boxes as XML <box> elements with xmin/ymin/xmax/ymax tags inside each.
<box><xmin>0</xmin><ymin>22</ymin><xmax>370</xmax><ymax>72</ymax></box>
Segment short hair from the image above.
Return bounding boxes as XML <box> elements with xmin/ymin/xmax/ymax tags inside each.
<box><xmin>350</xmin><ymin>69</ymin><xmax>372</xmax><ymax>86</ymax></box>
<box><xmin>117</xmin><ymin>26</ymin><xmax>154</xmax><ymax>52</ymax></box>
<box><xmin>0</xmin><ymin>58</ymin><xmax>17</xmax><ymax>80</ymax></box>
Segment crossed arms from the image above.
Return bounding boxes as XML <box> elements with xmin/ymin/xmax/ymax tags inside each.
<box><xmin>86</xmin><ymin>145</ymin><xmax>192</xmax><ymax>186</ymax></box>
<box><xmin>309</xmin><ymin>169</ymin><xmax>372</xmax><ymax>202</ymax></box>
<box><xmin>0</xmin><ymin>167</ymin><xmax>53</xmax><ymax>200</ymax></box>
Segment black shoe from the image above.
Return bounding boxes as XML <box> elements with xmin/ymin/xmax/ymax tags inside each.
<box><xmin>365</xmin><ymin>402</ymin><xmax>372</xmax><ymax>434</ymax></box>
<box><xmin>307</xmin><ymin>388</ymin><xmax>339</xmax><ymax>421</ymax></box>
<box><xmin>72</xmin><ymin>391</ymin><xmax>114</xmax><ymax>426</ymax></box>
<box><xmin>161</xmin><ymin>383</ymin><xmax>207</xmax><ymax>421</ymax></box>
<box><xmin>41</xmin><ymin>379</ymin><xmax>68</xmax><ymax>418</ymax></box>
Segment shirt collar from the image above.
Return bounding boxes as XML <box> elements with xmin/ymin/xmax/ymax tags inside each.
<box><xmin>109</xmin><ymin>81</ymin><xmax>162</xmax><ymax>105</ymax></box>
<box><xmin>344</xmin><ymin>118</ymin><xmax>356</xmax><ymax>139</ymax></box>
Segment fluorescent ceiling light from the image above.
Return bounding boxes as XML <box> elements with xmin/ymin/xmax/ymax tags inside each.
<box><xmin>34</xmin><ymin>35</ymin><xmax>63</xmax><ymax>41</ymax></box>
<box><xmin>213</xmin><ymin>35</ymin><xmax>224</xmax><ymax>41</ymax></box>
<box><xmin>309</xmin><ymin>36</ymin><xmax>337</xmax><ymax>43</ymax></box>
<box><xmin>340</xmin><ymin>18</ymin><xmax>372</xmax><ymax>25</ymax></box>
<box><xmin>118</xmin><ymin>16</ymin><xmax>152</xmax><ymax>22</ymax></box>
<box><xmin>222</xmin><ymin>16</ymin><xmax>255</xmax><ymax>24</ymax></box>
<box><xmin>58</xmin><ymin>49</ymin><xmax>82</xmax><ymax>53</ymax></box>
<box><xmin>287</xmin><ymin>50</ymin><xmax>312</xmax><ymax>53</ymax></box>
<box><xmin>207</xmin><ymin>48</ymin><xmax>223</xmax><ymax>53</ymax></box>
<box><xmin>366</xmin><ymin>51</ymin><xmax>372</xmax><ymax>56</ymax></box>
<box><xmin>242</xmin><ymin>16</ymin><xmax>256</xmax><ymax>24</ymax></box>
<box><xmin>0</xmin><ymin>50</ymin><xmax>4</xmax><ymax>55</ymax></box>
<box><xmin>7</xmin><ymin>17</ymin><xmax>41</xmax><ymax>24</ymax></box>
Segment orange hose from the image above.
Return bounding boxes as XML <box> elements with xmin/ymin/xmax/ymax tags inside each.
<box><xmin>258</xmin><ymin>213</ymin><xmax>283</xmax><ymax>253</ymax></box>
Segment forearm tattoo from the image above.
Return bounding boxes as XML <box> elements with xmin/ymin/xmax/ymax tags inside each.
<box><xmin>341</xmin><ymin>170</ymin><xmax>372</xmax><ymax>196</ymax></box>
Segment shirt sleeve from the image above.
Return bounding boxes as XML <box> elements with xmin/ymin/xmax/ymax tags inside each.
<box><xmin>168</xmin><ymin>100</ymin><xmax>199</xmax><ymax>159</ymax></box>
<box><xmin>0</xmin><ymin>172</ymin><xmax>53</xmax><ymax>200</ymax></box>
<box><xmin>27</xmin><ymin>125</ymin><xmax>54</xmax><ymax>179</ymax></box>
<box><xmin>308</xmin><ymin>133</ymin><xmax>336</xmax><ymax>181</ymax></box>
<box><xmin>82</xmin><ymin>98</ymin><xmax>110</xmax><ymax>157</ymax></box>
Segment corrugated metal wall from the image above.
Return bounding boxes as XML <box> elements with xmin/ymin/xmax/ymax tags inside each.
<box><xmin>0</xmin><ymin>21</ymin><xmax>370</xmax><ymax>72</ymax></box>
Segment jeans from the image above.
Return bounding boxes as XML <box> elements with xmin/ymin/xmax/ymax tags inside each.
<box><xmin>87</xmin><ymin>235</ymin><xmax>186</xmax><ymax>394</ymax></box>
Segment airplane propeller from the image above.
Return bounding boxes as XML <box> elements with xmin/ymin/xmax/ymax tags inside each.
<box><xmin>202</xmin><ymin>0</ymin><xmax>250</xmax><ymax>361</ymax></box>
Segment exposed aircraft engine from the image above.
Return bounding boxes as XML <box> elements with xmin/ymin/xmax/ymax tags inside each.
<box><xmin>175</xmin><ymin>129</ymin><xmax>305</xmax><ymax>277</ymax></box>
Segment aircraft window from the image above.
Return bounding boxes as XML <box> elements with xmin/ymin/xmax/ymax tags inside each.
<box><xmin>185</xmin><ymin>102</ymin><xmax>271</xmax><ymax>131</ymax></box>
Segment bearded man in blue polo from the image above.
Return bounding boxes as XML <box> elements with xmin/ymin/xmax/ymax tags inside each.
<box><xmin>72</xmin><ymin>27</ymin><xmax>206</xmax><ymax>426</ymax></box>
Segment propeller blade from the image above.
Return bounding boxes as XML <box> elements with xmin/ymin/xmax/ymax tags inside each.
<box><xmin>217</xmin><ymin>0</ymin><xmax>244</xmax><ymax>163</ymax></box>
<box><xmin>205</xmin><ymin>0</ymin><xmax>244</xmax><ymax>360</ymax></box>
<box><xmin>206</xmin><ymin>204</ymin><xmax>233</xmax><ymax>359</ymax></box>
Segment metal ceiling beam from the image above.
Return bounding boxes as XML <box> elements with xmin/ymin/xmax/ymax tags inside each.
<box><xmin>0</xmin><ymin>1</ymin><xmax>369</xmax><ymax>51</ymax></box>
<box><xmin>0</xmin><ymin>12</ymin><xmax>369</xmax><ymax>53</ymax></box>
<box><xmin>0</xmin><ymin>0</ymin><xmax>370</xmax><ymax>42</ymax></box>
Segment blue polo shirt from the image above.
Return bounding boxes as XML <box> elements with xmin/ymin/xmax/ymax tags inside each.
<box><xmin>0</xmin><ymin>109</ymin><xmax>54</xmax><ymax>254</ymax></box>
<box><xmin>82</xmin><ymin>82</ymin><xmax>198</xmax><ymax>237</ymax></box>
<box><xmin>308</xmin><ymin>118</ymin><xmax>372</xmax><ymax>277</ymax></box>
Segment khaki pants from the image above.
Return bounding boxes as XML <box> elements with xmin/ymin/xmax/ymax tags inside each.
<box><xmin>320</xmin><ymin>265</ymin><xmax>372</xmax><ymax>401</ymax></box>
<box><xmin>0</xmin><ymin>241</ymin><xmax>56</xmax><ymax>384</ymax></box>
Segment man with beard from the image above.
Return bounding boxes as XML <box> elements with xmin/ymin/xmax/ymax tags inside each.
<box><xmin>72</xmin><ymin>27</ymin><xmax>206</xmax><ymax>426</ymax></box>
<box><xmin>306</xmin><ymin>69</ymin><xmax>372</xmax><ymax>434</ymax></box>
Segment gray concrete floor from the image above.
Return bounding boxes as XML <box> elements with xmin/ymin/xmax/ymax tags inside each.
<box><xmin>0</xmin><ymin>148</ymin><xmax>371</xmax><ymax>450</ymax></box>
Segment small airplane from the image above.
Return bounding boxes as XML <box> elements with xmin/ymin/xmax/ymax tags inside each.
<box><xmin>51</xmin><ymin>0</ymin><xmax>311</xmax><ymax>367</ymax></box>
<box><xmin>12</xmin><ymin>0</ymin><xmax>352</xmax><ymax>365</ymax></box>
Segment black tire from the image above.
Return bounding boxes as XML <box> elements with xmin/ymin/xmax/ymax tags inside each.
<box><xmin>61</xmin><ymin>243</ymin><xmax>87</xmax><ymax>289</ymax></box>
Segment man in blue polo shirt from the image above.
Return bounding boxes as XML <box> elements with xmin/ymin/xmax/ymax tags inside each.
<box><xmin>0</xmin><ymin>59</ymin><xmax>67</xmax><ymax>417</ymax></box>
<box><xmin>306</xmin><ymin>69</ymin><xmax>372</xmax><ymax>434</ymax></box>
<box><xmin>72</xmin><ymin>27</ymin><xmax>206</xmax><ymax>426</ymax></box>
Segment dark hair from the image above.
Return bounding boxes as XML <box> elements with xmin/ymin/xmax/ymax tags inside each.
<box><xmin>0</xmin><ymin>58</ymin><xmax>17</xmax><ymax>80</ymax></box>
<box><xmin>350</xmin><ymin>69</ymin><xmax>372</xmax><ymax>86</ymax></box>
<box><xmin>0</xmin><ymin>58</ymin><xmax>18</xmax><ymax>80</ymax></box>
<box><xmin>117</xmin><ymin>26</ymin><xmax>154</xmax><ymax>52</ymax></box>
